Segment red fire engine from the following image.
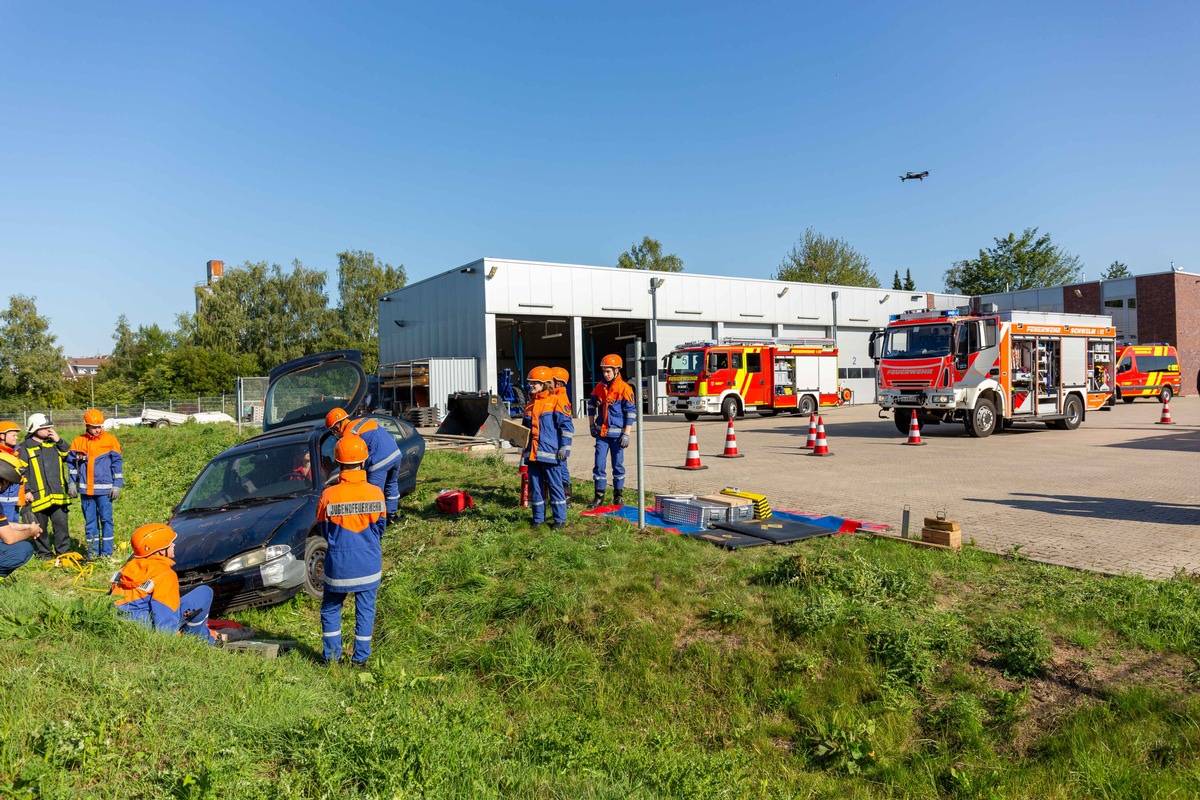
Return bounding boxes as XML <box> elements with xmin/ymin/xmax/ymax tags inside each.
<box><xmin>665</xmin><ymin>338</ymin><xmax>849</xmax><ymax>421</ymax></box>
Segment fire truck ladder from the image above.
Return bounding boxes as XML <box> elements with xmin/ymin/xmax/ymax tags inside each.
<box><xmin>716</xmin><ymin>337</ymin><xmax>836</xmax><ymax>348</ymax></box>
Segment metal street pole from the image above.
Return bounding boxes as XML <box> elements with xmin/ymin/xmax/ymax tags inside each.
<box><xmin>634</xmin><ymin>337</ymin><xmax>645</xmax><ymax>530</ymax></box>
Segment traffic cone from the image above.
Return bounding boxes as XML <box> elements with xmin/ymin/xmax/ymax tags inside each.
<box><xmin>1157</xmin><ymin>398</ymin><xmax>1175</xmax><ymax>425</ymax></box>
<box><xmin>803</xmin><ymin>413</ymin><xmax>818</xmax><ymax>449</ymax></box>
<box><xmin>718</xmin><ymin>419</ymin><xmax>744</xmax><ymax>458</ymax></box>
<box><xmin>679</xmin><ymin>424</ymin><xmax>709</xmax><ymax>470</ymax></box>
<box><xmin>809</xmin><ymin>416</ymin><xmax>831</xmax><ymax>456</ymax></box>
<box><xmin>904</xmin><ymin>410</ymin><xmax>925</xmax><ymax>445</ymax></box>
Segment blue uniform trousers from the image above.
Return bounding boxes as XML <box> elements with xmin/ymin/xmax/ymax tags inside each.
<box><xmin>80</xmin><ymin>493</ymin><xmax>115</xmax><ymax>557</ymax></box>
<box><xmin>180</xmin><ymin>585</ymin><xmax>216</xmax><ymax>643</ymax></box>
<box><xmin>528</xmin><ymin>461</ymin><xmax>566</xmax><ymax>525</ymax></box>
<box><xmin>367</xmin><ymin>464</ymin><xmax>401</xmax><ymax>516</ymax></box>
<box><xmin>592</xmin><ymin>436</ymin><xmax>625</xmax><ymax>492</ymax></box>
<box><xmin>0</xmin><ymin>540</ymin><xmax>34</xmax><ymax>579</ymax></box>
<box><xmin>321</xmin><ymin>586</ymin><xmax>378</xmax><ymax>663</ymax></box>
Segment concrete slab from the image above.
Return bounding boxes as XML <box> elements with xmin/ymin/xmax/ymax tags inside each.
<box><xmin>568</xmin><ymin>397</ymin><xmax>1200</xmax><ymax>580</ymax></box>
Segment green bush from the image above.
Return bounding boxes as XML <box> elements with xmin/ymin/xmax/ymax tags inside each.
<box><xmin>979</xmin><ymin>620</ymin><xmax>1053</xmax><ymax>679</ymax></box>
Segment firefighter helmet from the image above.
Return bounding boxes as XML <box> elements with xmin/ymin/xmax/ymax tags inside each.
<box><xmin>131</xmin><ymin>523</ymin><xmax>177</xmax><ymax>557</ymax></box>
<box><xmin>325</xmin><ymin>407</ymin><xmax>349</xmax><ymax>431</ymax></box>
<box><xmin>527</xmin><ymin>366</ymin><xmax>552</xmax><ymax>383</ymax></box>
<box><xmin>0</xmin><ymin>420</ymin><xmax>19</xmax><ymax>436</ymax></box>
<box><xmin>83</xmin><ymin>409</ymin><xmax>105</xmax><ymax>427</ymax></box>
<box><xmin>26</xmin><ymin>413</ymin><xmax>52</xmax><ymax>434</ymax></box>
<box><xmin>335</xmin><ymin>434</ymin><xmax>369</xmax><ymax>465</ymax></box>
<box><xmin>550</xmin><ymin>367</ymin><xmax>569</xmax><ymax>385</ymax></box>
<box><xmin>600</xmin><ymin>354</ymin><xmax>622</xmax><ymax>369</ymax></box>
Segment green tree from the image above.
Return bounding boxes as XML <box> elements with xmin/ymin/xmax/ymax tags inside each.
<box><xmin>774</xmin><ymin>228</ymin><xmax>879</xmax><ymax>287</ymax></box>
<box><xmin>904</xmin><ymin>268</ymin><xmax>916</xmax><ymax>291</ymax></box>
<box><xmin>1102</xmin><ymin>260</ymin><xmax>1131</xmax><ymax>279</ymax></box>
<box><xmin>0</xmin><ymin>294</ymin><xmax>67</xmax><ymax>406</ymax></box>
<box><xmin>333</xmin><ymin>249</ymin><xmax>407</xmax><ymax>372</ymax></box>
<box><xmin>944</xmin><ymin>228</ymin><xmax>1082</xmax><ymax>295</ymax></box>
<box><xmin>892</xmin><ymin>271</ymin><xmax>902</xmax><ymax>290</ymax></box>
<box><xmin>617</xmin><ymin>236</ymin><xmax>684</xmax><ymax>272</ymax></box>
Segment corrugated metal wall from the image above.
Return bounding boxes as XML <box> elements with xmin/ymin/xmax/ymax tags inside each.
<box><xmin>429</xmin><ymin>358</ymin><xmax>479</xmax><ymax>418</ymax></box>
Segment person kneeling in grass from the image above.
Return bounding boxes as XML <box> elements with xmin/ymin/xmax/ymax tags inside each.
<box><xmin>0</xmin><ymin>460</ymin><xmax>42</xmax><ymax>580</ymax></box>
<box><xmin>110</xmin><ymin>523</ymin><xmax>217</xmax><ymax>644</ymax></box>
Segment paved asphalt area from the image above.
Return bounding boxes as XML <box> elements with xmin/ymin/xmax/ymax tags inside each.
<box><xmin>564</xmin><ymin>396</ymin><xmax>1200</xmax><ymax>580</ymax></box>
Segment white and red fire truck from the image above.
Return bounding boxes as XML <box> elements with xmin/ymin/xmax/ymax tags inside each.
<box><xmin>665</xmin><ymin>338</ymin><xmax>850</xmax><ymax>421</ymax></box>
<box><xmin>868</xmin><ymin>305</ymin><xmax>1116</xmax><ymax>437</ymax></box>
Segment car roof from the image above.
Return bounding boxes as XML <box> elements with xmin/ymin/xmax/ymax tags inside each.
<box><xmin>221</xmin><ymin>421</ymin><xmax>325</xmax><ymax>456</ymax></box>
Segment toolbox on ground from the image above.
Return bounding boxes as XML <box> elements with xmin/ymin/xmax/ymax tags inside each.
<box><xmin>660</xmin><ymin>497</ymin><xmax>728</xmax><ymax>527</ymax></box>
<box><xmin>697</xmin><ymin>494</ymin><xmax>755</xmax><ymax>522</ymax></box>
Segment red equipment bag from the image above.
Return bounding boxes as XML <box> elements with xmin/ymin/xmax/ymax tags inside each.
<box><xmin>436</xmin><ymin>490</ymin><xmax>475</xmax><ymax>514</ymax></box>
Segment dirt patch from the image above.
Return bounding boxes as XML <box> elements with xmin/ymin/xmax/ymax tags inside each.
<box><xmin>674</xmin><ymin>626</ymin><xmax>744</xmax><ymax>652</ymax></box>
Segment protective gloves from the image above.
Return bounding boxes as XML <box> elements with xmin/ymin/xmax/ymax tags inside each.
<box><xmin>556</xmin><ymin>448</ymin><xmax>569</xmax><ymax>462</ymax></box>
<box><xmin>589</xmin><ymin>423</ymin><xmax>600</xmax><ymax>438</ymax></box>
<box><xmin>619</xmin><ymin>434</ymin><xmax>630</xmax><ymax>449</ymax></box>
<box><xmin>67</xmin><ymin>485</ymin><xmax>79</xmax><ymax>499</ymax></box>
<box><xmin>110</xmin><ymin>488</ymin><xmax>121</xmax><ymax>501</ymax></box>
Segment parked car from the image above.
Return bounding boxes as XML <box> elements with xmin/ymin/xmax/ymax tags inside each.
<box><xmin>169</xmin><ymin>351</ymin><xmax>425</xmax><ymax>612</ymax></box>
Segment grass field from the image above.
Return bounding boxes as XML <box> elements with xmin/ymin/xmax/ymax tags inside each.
<box><xmin>2</xmin><ymin>423</ymin><xmax>1199</xmax><ymax>798</ymax></box>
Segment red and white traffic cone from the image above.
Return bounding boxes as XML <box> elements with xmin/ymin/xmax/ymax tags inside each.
<box><xmin>803</xmin><ymin>413</ymin><xmax>818</xmax><ymax>449</ymax></box>
<box><xmin>1157</xmin><ymin>398</ymin><xmax>1175</xmax><ymax>425</ymax></box>
<box><xmin>679</xmin><ymin>424</ymin><xmax>709</xmax><ymax>470</ymax></box>
<box><xmin>809</xmin><ymin>416</ymin><xmax>831</xmax><ymax>456</ymax></box>
<box><xmin>718</xmin><ymin>418</ymin><xmax>744</xmax><ymax>458</ymax></box>
<box><xmin>904</xmin><ymin>410</ymin><xmax>925</xmax><ymax>445</ymax></box>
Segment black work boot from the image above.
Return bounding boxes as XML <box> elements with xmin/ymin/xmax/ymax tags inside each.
<box><xmin>612</xmin><ymin>489</ymin><xmax>624</xmax><ymax>508</ymax></box>
<box><xmin>588</xmin><ymin>489</ymin><xmax>606</xmax><ymax>510</ymax></box>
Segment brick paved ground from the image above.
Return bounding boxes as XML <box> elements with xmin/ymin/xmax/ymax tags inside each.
<box><xmin>567</xmin><ymin>396</ymin><xmax>1200</xmax><ymax>580</ymax></box>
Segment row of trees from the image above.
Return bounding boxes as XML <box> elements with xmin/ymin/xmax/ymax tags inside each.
<box><xmin>0</xmin><ymin>250</ymin><xmax>406</xmax><ymax>410</ymax></box>
<box><xmin>620</xmin><ymin>229</ymin><xmax>1136</xmax><ymax>293</ymax></box>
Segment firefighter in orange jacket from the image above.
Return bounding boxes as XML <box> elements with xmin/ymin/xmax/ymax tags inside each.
<box><xmin>325</xmin><ymin>408</ymin><xmax>402</xmax><ymax>518</ymax></box>
<box><xmin>0</xmin><ymin>421</ymin><xmax>28</xmax><ymax>525</ymax></box>
<box><xmin>69</xmin><ymin>409</ymin><xmax>124</xmax><ymax>558</ymax></box>
<box><xmin>550</xmin><ymin>367</ymin><xmax>574</xmax><ymax>502</ymax></box>
<box><xmin>317</xmin><ymin>434</ymin><xmax>387</xmax><ymax>667</ymax></box>
<box><xmin>587</xmin><ymin>354</ymin><xmax>635</xmax><ymax>509</ymax></box>
<box><xmin>522</xmin><ymin>367</ymin><xmax>573</xmax><ymax>529</ymax></box>
<box><xmin>110</xmin><ymin>523</ymin><xmax>217</xmax><ymax>643</ymax></box>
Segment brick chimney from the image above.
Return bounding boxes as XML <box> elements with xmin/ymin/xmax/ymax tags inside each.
<box><xmin>207</xmin><ymin>259</ymin><xmax>224</xmax><ymax>284</ymax></box>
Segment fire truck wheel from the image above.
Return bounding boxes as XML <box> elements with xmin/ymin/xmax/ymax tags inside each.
<box><xmin>1057</xmin><ymin>396</ymin><xmax>1083</xmax><ymax>430</ymax></box>
<box><xmin>799</xmin><ymin>395</ymin><xmax>817</xmax><ymax>417</ymax></box>
<box><xmin>683</xmin><ymin>412</ymin><xmax>700</xmax><ymax>422</ymax></box>
<box><xmin>893</xmin><ymin>410</ymin><xmax>919</xmax><ymax>435</ymax></box>
<box><xmin>721</xmin><ymin>396</ymin><xmax>740</xmax><ymax>421</ymax></box>
<box><xmin>966</xmin><ymin>399</ymin><xmax>997</xmax><ymax>438</ymax></box>
<box><xmin>1160</xmin><ymin>386</ymin><xmax>1173</xmax><ymax>403</ymax></box>
<box><xmin>758</xmin><ymin>408</ymin><xmax>779</xmax><ymax>417</ymax></box>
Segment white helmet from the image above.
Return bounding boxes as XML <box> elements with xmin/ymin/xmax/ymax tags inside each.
<box><xmin>26</xmin><ymin>413</ymin><xmax>52</xmax><ymax>434</ymax></box>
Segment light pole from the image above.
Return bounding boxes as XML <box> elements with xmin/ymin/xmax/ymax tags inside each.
<box><xmin>89</xmin><ymin>373</ymin><xmax>95</xmax><ymax>407</ymax></box>
<box><xmin>649</xmin><ymin>277</ymin><xmax>665</xmax><ymax>413</ymax></box>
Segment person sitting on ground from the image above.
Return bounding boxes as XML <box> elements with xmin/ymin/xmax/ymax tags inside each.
<box><xmin>0</xmin><ymin>460</ymin><xmax>43</xmax><ymax>580</ymax></box>
<box><xmin>110</xmin><ymin>523</ymin><xmax>217</xmax><ymax>644</ymax></box>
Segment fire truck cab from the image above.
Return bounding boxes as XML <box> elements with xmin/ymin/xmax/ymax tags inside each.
<box><xmin>869</xmin><ymin>305</ymin><xmax>1116</xmax><ymax>438</ymax></box>
<box><xmin>665</xmin><ymin>338</ymin><xmax>846</xmax><ymax>421</ymax></box>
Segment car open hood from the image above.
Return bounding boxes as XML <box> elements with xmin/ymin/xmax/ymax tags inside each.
<box><xmin>169</xmin><ymin>496</ymin><xmax>308</xmax><ymax>570</ymax></box>
<box><xmin>263</xmin><ymin>350</ymin><xmax>368</xmax><ymax>432</ymax></box>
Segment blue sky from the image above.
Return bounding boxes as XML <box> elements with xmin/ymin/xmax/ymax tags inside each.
<box><xmin>2</xmin><ymin>1</ymin><xmax>1197</xmax><ymax>356</ymax></box>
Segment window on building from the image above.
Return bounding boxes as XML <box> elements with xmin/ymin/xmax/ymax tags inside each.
<box><xmin>1104</xmin><ymin>299</ymin><xmax>1124</xmax><ymax>308</ymax></box>
<box><xmin>1127</xmin><ymin>298</ymin><xmax>1137</xmax><ymax>309</ymax></box>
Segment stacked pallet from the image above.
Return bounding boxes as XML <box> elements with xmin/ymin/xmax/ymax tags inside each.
<box><xmin>920</xmin><ymin>518</ymin><xmax>961</xmax><ymax>549</ymax></box>
<box><xmin>407</xmin><ymin>406</ymin><xmax>441</xmax><ymax>427</ymax></box>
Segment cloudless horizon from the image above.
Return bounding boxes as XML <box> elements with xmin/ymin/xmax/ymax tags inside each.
<box><xmin>3</xmin><ymin>1</ymin><xmax>1197</xmax><ymax>356</ymax></box>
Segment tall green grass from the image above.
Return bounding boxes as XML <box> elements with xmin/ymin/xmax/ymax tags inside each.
<box><xmin>2</xmin><ymin>425</ymin><xmax>1199</xmax><ymax>798</ymax></box>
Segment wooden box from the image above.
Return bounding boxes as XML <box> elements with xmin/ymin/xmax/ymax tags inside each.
<box><xmin>920</xmin><ymin>526</ymin><xmax>962</xmax><ymax>549</ymax></box>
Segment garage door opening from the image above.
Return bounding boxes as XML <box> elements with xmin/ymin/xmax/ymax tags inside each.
<box><xmin>583</xmin><ymin>318</ymin><xmax>648</xmax><ymax>411</ymax></box>
<box><xmin>496</xmin><ymin>315</ymin><xmax>574</xmax><ymax>411</ymax></box>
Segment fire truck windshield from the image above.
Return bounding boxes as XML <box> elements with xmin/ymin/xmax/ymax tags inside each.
<box><xmin>667</xmin><ymin>350</ymin><xmax>704</xmax><ymax>375</ymax></box>
<box><xmin>882</xmin><ymin>323</ymin><xmax>953</xmax><ymax>359</ymax></box>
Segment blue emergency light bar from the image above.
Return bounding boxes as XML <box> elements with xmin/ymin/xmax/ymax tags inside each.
<box><xmin>888</xmin><ymin>308</ymin><xmax>959</xmax><ymax>322</ymax></box>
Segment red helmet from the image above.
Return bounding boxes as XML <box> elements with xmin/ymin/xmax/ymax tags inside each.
<box><xmin>131</xmin><ymin>523</ymin><xmax>177</xmax><ymax>557</ymax></box>
<box><xmin>550</xmin><ymin>367</ymin><xmax>569</xmax><ymax>385</ymax></box>
<box><xmin>83</xmin><ymin>409</ymin><xmax>105</xmax><ymax>427</ymax></box>
<box><xmin>527</xmin><ymin>366</ymin><xmax>552</xmax><ymax>383</ymax></box>
<box><xmin>325</xmin><ymin>408</ymin><xmax>349</xmax><ymax>432</ymax></box>
<box><xmin>335</xmin><ymin>434</ymin><xmax>369</xmax><ymax>465</ymax></box>
<box><xmin>601</xmin><ymin>354</ymin><xmax>623</xmax><ymax>369</ymax></box>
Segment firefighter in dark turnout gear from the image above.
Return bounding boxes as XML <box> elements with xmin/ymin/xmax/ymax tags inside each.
<box><xmin>317</xmin><ymin>434</ymin><xmax>387</xmax><ymax>666</ymax></box>
<box><xmin>18</xmin><ymin>414</ymin><xmax>73</xmax><ymax>558</ymax></box>
<box><xmin>587</xmin><ymin>354</ymin><xmax>635</xmax><ymax>509</ymax></box>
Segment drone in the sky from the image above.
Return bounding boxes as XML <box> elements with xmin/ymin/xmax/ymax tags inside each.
<box><xmin>899</xmin><ymin>171</ymin><xmax>929</xmax><ymax>182</ymax></box>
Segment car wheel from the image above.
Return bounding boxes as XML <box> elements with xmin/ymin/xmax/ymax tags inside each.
<box><xmin>1057</xmin><ymin>395</ymin><xmax>1083</xmax><ymax>430</ymax></box>
<box><xmin>721</xmin><ymin>396</ymin><xmax>740</xmax><ymax>421</ymax></box>
<box><xmin>967</xmin><ymin>398</ymin><xmax>997</xmax><ymax>438</ymax></box>
<box><xmin>799</xmin><ymin>395</ymin><xmax>817</xmax><ymax>417</ymax></box>
<box><xmin>1122</xmin><ymin>396</ymin><xmax>1135</xmax><ymax>404</ymax></box>
<box><xmin>154</xmin><ymin>419</ymin><xmax>169</xmax><ymax>429</ymax></box>
<box><xmin>1160</xmin><ymin>386</ymin><xmax>1173</xmax><ymax>403</ymax></box>
<box><xmin>683</xmin><ymin>412</ymin><xmax>700</xmax><ymax>422</ymax></box>
<box><xmin>303</xmin><ymin>536</ymin><xmax>327</xmax><ymax>600</ymax></box>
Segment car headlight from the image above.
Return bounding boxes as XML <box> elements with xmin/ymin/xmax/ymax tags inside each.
<box><xmin>223</xmin><ymin>544</ymin><xmax>291</xmax><ymax>573</ymax></box>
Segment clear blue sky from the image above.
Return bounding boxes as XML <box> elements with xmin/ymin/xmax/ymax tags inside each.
<box><xmin>3</xmin><ymin>1</ymin><xmax>1197</xmax><ymax>356</ymax></box>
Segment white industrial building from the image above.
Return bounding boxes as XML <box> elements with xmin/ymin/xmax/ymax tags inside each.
<box><xmin>378</xmin><ymin>258</ymin><xmax>966</xmax><ymax>414</ymax></box>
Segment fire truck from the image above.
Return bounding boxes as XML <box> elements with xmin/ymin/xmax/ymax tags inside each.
<box><xmin>868</xmin><ymin>305</ymin><xmax>1116</xmax><ymax>437</ymax></box>
<box><xmin>665</xmin><ymin>338</ymin><xmax>849</xmax><ymax>421</ymax></box>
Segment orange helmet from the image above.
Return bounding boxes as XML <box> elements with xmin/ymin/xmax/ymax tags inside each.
<box><xmin>0</xmin><ymin>420</ymin><xmax>19</xmax><ymax>436</ymax></box>
<box><xmin>325</xmin><ymin>407</ymin><xmax>349</xmax><ymax>432</ymax></box>
<box><xmin>550</xmin><ymin>367</ymin><xmax>569</xmax><ymax>385</ymax></box>
<box><xmin>527</xmin><ymin>366</ymin><xmax>552</xmax><ymax>384</ymax></box>
<box><xmin>83</xmin><ymin>409</ymin><xmax>105</xmax><ymax>427</ymax></box>
<box><xmin>131</xmin><ymin>523</ymin><xmax>177</xmax><ymax>558</ymax></box>
<box><xmin>601</xmin><ymin>354</ymin><xmax>623</xmax><ymax>369</ymax></box>
<box><xmin>335</xmin><ymin>434</ymin><xmax>369</xmax><ymax>465</ymax></box>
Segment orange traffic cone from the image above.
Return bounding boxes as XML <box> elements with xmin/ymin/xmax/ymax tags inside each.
<box><xmin>718</xmin><ymin>419</ymin><xmax>744</xmax><ymax>458</ymax></box>
<box><xmin>809</xmin><ymin>416</ymin><xmax>831</xmax><ymax>456</ymax></box>
<box><xmin>803</xmin><ymin>413</ymin><xmax>818</xmax><ymax>449</ymax></box>
<box><xmin>679</xmin><ymin>424</ymin><xmax>709</xmax><ymax>470</ymax></box>
<box><xmin>1157</xmin><ymin>398</ymin><xmax>1175</xmax><ymax>425</ymax></box>
<box><xmin>904</xmin><ymin>410</ymin><xmax>925</xmax><ymax>445</ymax></box>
